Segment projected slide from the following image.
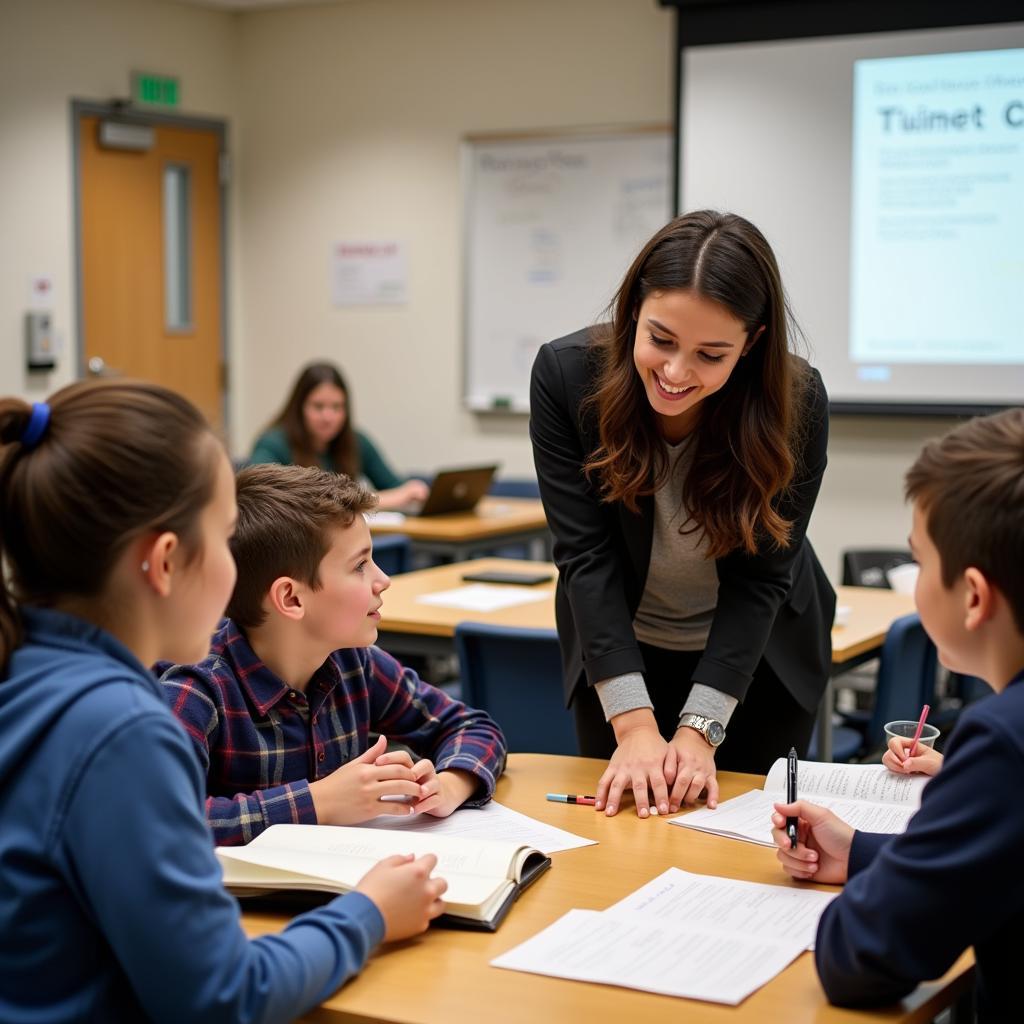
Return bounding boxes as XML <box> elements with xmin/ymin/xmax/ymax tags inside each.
<box><xmin>850</xmin><ymin>48</ymin><xmax>1024</xmax><ymax>369</ymax></box>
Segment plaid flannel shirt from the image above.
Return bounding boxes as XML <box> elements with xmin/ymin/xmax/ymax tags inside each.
<box><xmin>159</xmin><ymin>619</ymin><xmax>506</xmax><ymax>846</ymax></box>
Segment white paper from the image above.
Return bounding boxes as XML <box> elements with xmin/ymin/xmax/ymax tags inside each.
<box><xmin>606</xmin><ymin>867</ymin><xmax>836</xmax><ymax>951</ymax></box>
<box><xmin>415</xmin><ymin>583</ymin><xmax>553</xmax><ymax>613</ymax></box>
<box><xmin>670</xmin><ymin>759</ymin><xmax>928</xmax><ymax>847</ymax></box>
<box><xmin>365</xmin><ymin>510</ymin><xmax>407</xmax><ymax>527</ymax></box>
<box><xmin>491</xmin><ymin>908</ymin><xmax>808</xmax><ymax>1005</ymax></box>
<box><xmin>357</xmin><ymin>800</ymin><xmax>596</xmax><ymax>854</ymax></box>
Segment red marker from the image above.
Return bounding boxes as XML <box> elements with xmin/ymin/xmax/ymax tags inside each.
<box><xmin>546</xmin><ymin>793</ymin><xmax>596</xmax><ymax>805</ymax></box>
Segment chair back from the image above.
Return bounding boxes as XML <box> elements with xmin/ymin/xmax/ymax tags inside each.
<box><xmin>841</xmin><ymin>548</ymin><xmax>914</xmax><ymax>588</ymax></box>
<box><xmin>372</xmin><ymin>534</ymin><xmax>411</xmax><ymax>576</ymax></box>
<box><xmin>454</xmin><ymin>623</ymin><xmax>577</xmax><ymax>755</ymax></box>
<box><xmin>867</xmin><ymin>613</ymin><xmax>938</xmax><ymax>749</ymax></box>
<box><xmin>489</xmin><ymin>477</ymin><xmax>541</xmax><ymax>499</ymax></box>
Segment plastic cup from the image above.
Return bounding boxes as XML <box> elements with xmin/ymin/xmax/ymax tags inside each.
<box><xmin>883</xmin><ymin>720</ymin><xmax>939</xmax><ymax>749</ymax></box>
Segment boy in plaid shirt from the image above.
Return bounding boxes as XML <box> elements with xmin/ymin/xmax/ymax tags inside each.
<box><xmin>161</xmin><ymin>464</ymin><xmax>506</xmax><ymax>846</ymax></box>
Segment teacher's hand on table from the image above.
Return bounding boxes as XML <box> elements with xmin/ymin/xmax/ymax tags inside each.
<box><xmin>595</xmin><ymin>709</ymin><xmax>670</xmax><ymax>818</ymax></box>
<box><xmin>666</xmin><ymin>727</ymin><xmax>719</xmax><ymax>813</ymax></box>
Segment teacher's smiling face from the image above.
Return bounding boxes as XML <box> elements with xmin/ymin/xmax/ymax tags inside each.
<box><xmin>632</xmin><ymin>289</ymin><xmax>760</xmax><ymax>442</ymax></box>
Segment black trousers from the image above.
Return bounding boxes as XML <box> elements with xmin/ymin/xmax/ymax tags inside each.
<box><xmin>572</xmin><ymin>642</ymin><xmax>817</xmax><ymax>775</ymax></box>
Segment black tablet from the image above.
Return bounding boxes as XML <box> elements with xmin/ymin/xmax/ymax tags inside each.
<box><xmin>461</xmin><ymin>570</ymin><xmax>553</xmax><ymax>586</ymax></box>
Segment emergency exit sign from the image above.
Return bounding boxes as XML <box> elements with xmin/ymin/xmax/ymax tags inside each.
<box><xmin>132</xmin><ymin>72</ymin><xmax>180</xmax><ymax>108</ymax></box>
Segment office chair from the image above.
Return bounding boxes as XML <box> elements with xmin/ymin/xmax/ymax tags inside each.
<box><xmin>841</xmin><ymin>548</ymin><xmax>915</xmax><ymax>589</ymax></box>
<box><xmin>454</xmin><ymin>623</ymin><xmax>577</xmax><ymax>755</ymax></box>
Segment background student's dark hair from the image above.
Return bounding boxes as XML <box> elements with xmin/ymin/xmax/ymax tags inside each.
<box><xmin>227</xmin><ymin>464</ymin><xmax>376</xmax><ymax>630</ymax></box>
<box><xmin>583</xmin><ymin>209</ymin><xmax>812</xmax><ymax>558</ymax></box>
<box><xmin>905</xmin><ymin>407</ymin><xmax>1024</xmax><ymax>633</ymax></box>
<box><xmin>271</xmin><ymin>361</ymin><xmax>359</xmax><ymax>477</ymax></box>
<box><xmin>0</xmin><ymin>380</ymin><xmax>221</xmax><ymax>672</ymax></box>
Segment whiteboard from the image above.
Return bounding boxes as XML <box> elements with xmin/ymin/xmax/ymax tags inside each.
<box><xmin>462</xmin><ymin>128</ymin><xmax>672</xmax><ymax>413</ymax></box>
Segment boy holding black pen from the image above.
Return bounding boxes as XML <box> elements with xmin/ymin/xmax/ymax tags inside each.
<box><xmin>769</xmin><ymin>409</ymin><xmax>1024</xmax><ymax>1020</ymax></box>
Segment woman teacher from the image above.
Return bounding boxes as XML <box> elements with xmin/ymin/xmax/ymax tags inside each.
<box><xmin>530</xmin><ymin>211</ymin><xmax>834</xmax><ymax>819</ymax></box>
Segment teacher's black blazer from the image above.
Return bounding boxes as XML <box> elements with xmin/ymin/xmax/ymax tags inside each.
<box><xmin>529</xmin><ymin>328</ymin><xmax>836</xmax><ymax>713</ymax></box>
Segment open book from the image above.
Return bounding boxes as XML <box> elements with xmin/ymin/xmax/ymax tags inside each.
<box><xmin>216</xmin><ymin>823</ymin><xmax>551</xmax><ymax>931</ymax></box>
<box><xmin>669</xmin><ymin>758</ymin><xmax>929</xmax><ymax>847</ymax></box>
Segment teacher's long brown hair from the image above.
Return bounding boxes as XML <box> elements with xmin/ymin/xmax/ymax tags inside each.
<box><xmin>583</xmin><ymin>210</ymin><xmax>809</xmax><ymax>557</ymax></box>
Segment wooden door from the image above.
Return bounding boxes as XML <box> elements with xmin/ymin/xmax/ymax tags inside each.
<box><xmin>78</xmin><ymin>114</ymin><xmax>225</xmax><ymax>432</ymax></box>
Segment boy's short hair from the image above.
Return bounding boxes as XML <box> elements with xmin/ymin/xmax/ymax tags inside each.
<box><xmin>905</xmin><ymin>408</ymin><xmax>1024</xmax><ymax>633</ymax></box>
<box><xmin>227</xmin><ymin>464</ymin><xmax>377</xmax><ymax>629</ymax></box>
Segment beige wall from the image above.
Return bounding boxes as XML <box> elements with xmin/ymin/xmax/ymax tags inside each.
<box><xmin>0</xmin><ymin>0</ymin><xmax>242</xmax><ymax>418</ymax></box>
<box><xmin>0</xmin><ymin>0</ymin><xmax>959</xmax><ymax>583</ymax></box>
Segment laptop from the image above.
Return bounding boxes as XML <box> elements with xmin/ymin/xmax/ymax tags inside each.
<box><xmin>400</xmin><ymin>464</ymin><xmax>499</xmax><ymax>517</ymax></box>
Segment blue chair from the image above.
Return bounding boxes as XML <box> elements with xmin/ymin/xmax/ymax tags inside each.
<box><xmin>489</xmin><ymin>477</ymin><xmax>541</xmax><ymax>499</ymax></box>
<box><xmin>372</xmin><ymin>533</ymin><xmax>411</xmax><ymax>576</ymax></box>
<box><xmin>835</xmin><ymin>613</ymin><xmax>939</xmax><ymax>759</ymax></box>
<box><xmin>487</xmin><ymin>477</ymin><xmax>546</xmax><ymax>559</ymax></box>
<box><xmin>454</xmin><ymin>623</ymin><xmax>577</xmax><ymax>755</ymax></box>
<box><xmin>807</xmin><ymin>720</ymin><xmax>863</xmax><ymax>763</ymax></box>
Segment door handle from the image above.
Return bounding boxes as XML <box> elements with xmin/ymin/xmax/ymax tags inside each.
<box><xmin>87</xmin><ymin>356</ymin><xmax>121</xmax><ymax>377</ymax></box>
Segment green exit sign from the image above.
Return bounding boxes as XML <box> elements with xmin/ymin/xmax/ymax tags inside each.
<box><xmin>132</xmin><ymin>72</ymin><xmax>180</xmax><ymax>108</ymax></box>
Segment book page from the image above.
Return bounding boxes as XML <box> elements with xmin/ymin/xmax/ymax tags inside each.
<box><xmin>491</xmin><ymin>909</ymin><xmax>807</xmax><ymax>1005</ymax></box>
<box><xmin>670</xmin><ymin>788</ymin><xmax>920</xmax><ymax>846</ymax></box>
<box><xmin>357</xmin><ymin>800</ymin><xmax>596</xmax><ymax>854</ymax></box>
<box><xmin>764</xmin><ymin>758</ymin><xmax>928</xmax><ymax>807</ymax></box>
<box><xmin>218</xmin><ymin>824</ymin><xmax>522</xmax><ymax>907</ymax></box>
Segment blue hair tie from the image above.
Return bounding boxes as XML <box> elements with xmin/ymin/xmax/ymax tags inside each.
<box><xmin>21</xmin><ymin>402</ymin><xmax>51</xmax><ymax>451</ymax></box>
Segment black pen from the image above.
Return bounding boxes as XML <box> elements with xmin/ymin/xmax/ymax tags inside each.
<box><xmin>786</xmin><ymin>747</ymin><xmax>799</xmax><ymax>849</ymax></box>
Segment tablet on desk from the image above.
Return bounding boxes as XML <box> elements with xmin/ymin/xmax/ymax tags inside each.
<box><xmin>461</xmin><ymin>570</ymin><xmax>553</xmax><ymax>586</ymax></box>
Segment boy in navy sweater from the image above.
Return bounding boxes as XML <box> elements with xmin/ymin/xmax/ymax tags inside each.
<box><xmin>771</xmin><ymin>409</ymin><xmax>1024</xmax><ymax>1020</ymax></box>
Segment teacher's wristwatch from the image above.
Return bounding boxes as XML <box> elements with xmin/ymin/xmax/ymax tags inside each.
<box><xmin>678</xmin><ymin>713</ymin><xmax>726</xmax><ymax>748</ymax></box>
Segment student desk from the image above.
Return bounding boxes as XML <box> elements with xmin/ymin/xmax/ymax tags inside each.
<box><xmin>374</xmin><ymin>558</ymin><xmax>916</xmax><ymax>763</ymax></box>
<box><xmin>239</xmin><ymin>753</ymin><xmax>973</xmax><ymax>1023</ymax></box>
<box><xmin>369</xmin><ymin>498</ymin><xmax>550</xmax><ymax>562</ymax></box>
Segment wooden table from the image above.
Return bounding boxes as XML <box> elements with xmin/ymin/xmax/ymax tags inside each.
<box><xmin>369</xmin><ymin>497</ymin><xmax>550</xmax><ymax>562</ymax></box>
<box><xmin>241</xmin><ymin>754</ymin><xmax>973</xmax><ymax>1023</ymax></box>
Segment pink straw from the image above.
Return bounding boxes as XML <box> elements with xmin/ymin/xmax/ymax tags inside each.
<box><xmin>907</xmin><ymin>704</ymin><xmax>931</xmax><ymax>758</ymax></box>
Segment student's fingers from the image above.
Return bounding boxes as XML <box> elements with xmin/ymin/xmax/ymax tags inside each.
<box><xmin>775</xmin><ymin>846</ymin><xmax>819</xmax><ymax>881</ymax></box>
<box><xmin>662</xmin><ymin>744</ymin><xmax>679</xmax><ymax>789</ymax></box>
<box><xmin>374</xmin><ymin>750</ymin><xmax>415</xmax><ymax>769</ymax></box>
<box><xmin>355</xmin><ymin>734</ymin><xmax>388</xmax><ymax>763</ymax></box>
<box><xmin>881</xmin><ymin>749</ymin><xmax>906</xmax><ymax>773</ymax></box>
<box><xmin>370</xmin><ymin>764</ymin><xmax>419</xmax><ymax>783</ymax></box>
<box><xmin>412</xmin><ymin>853</ymin><xmax>439</xmax><ymax>875</ymax></box>
<box><xmin>377</xmin><ymin>853</ymin><xmax>415</xmax><ymax>869</ymax></box>
<box><xmin>375</xmin><ymin>778</ymin><xmax>423</xmax><ymax>799</ymax></box>
<box><xmin>772</xmin><ymin>799</ymin><xmax>833</xmax><ymax>830</ymax></box>
<box><xmin>427</xmin><ymin>876</ymin><xmax>448</xmax><ymax>900</ymax></box>
<box><xmin>411</xmin><ymin>758</ymin><xmax>436</xmax><ymax>782</ymax></box>
<box><xmin>376</xmin><ymin>801</ymin><xmax>415</xmax><ymax>816</ymax></box>
<box><xmin>412</xmin><ymin>795</ymin><xmax>443</xmax><ymax>815</ymax></box>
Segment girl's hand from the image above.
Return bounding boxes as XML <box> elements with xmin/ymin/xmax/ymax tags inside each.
<box><xmin>882</xmin><ymin>736</ymin><xmax>943</xmax><ymax>777</ymax></box>
<box><xmin>355</xmin><ymin>853</ymin><xmax>447</xmax><ymax>941</ymax></box>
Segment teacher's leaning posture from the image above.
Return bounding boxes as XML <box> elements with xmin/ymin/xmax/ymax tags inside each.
<box><xmin>530</xmin><ymin>210</ymin><xmax>835</xmax><ymax>819</ymax></box>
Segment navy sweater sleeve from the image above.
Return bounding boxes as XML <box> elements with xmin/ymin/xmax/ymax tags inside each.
<box><xmin>814</xmin><ymin>700</ymin><xmax>1024</xmax><ymax>1008</ymax></box>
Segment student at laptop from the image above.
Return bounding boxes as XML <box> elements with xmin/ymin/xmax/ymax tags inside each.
<box><xmin>250</xmin><ymin>361</ymin><xmax>428</xmax><ymax>512</ymax></box>
<box><xmin>161</xmin><ymin>464</ymin><xmax>507</xmax><ymax>846</ymax></box>
<box><xmin>770</xmin><ymin>409</ymin><xmax>1024</xmax><ymax>1020</ymax></box>
<box><xmin>0</xmin><ymin>381</ymin><xmax>446</xmax><ymax>1023</ymax></box>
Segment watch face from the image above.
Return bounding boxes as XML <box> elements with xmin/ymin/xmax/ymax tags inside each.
<box><xmin>706</xmin><ymin>721</ymin><xmax>726</xmax><ymax>746</ymax></box>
